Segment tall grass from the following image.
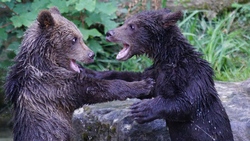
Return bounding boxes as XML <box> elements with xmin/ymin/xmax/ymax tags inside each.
<box><xmin>179</xmin><ymin>3</ymin><xmax>250</xmax><ymax>81</ymax></box>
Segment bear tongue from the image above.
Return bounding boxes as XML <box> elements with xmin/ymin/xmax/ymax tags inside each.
<box><xmin>70</xmin><ymin>60</ymin><xmax>80</xmax><ymax>73</ymax></box>
<box><xmin>116</xmin><ymin>44</ymin><xmax>130</xmax><ymax>60</ymax></box>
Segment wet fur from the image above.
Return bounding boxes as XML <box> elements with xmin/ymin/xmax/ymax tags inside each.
<box><xmin>105</xmin><ymin>9</ymin><xmax>234</xmax><ymax>141</ymax></box>
<box><xmin>4</xmin><ymin>7</ymin><xmax>153</xmax><ymax>141</ymax></box>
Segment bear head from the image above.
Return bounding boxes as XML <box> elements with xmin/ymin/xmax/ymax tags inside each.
<box><xmin>37</xmin><ymin>7</ymin><xmax>95</xmax><ymax>73</ymax></box>
<box><xmin>106</xmin><ymin>9</ymin><xmax>182</xmax><ymax>61</ymax></box>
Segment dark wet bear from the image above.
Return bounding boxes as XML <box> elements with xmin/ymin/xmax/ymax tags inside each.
<box><xmin>106</xmin><ymin>9</ymin><xmax>234</xmax><ymax>141</ymax></box>
<box><xmin>4</xmin><ymin>7</ymin><xmax>153</xmax><ymax>141</ymax></box>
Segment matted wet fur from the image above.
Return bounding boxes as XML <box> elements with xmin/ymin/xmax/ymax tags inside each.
<box><xmin>105</xmin><ymin>9</ymin><xmax>234</xmax><ymax>141</ymax></box>
<box><xmin>4</xmin><ymin>7</ymin><xmax>153</xmax><ymax>141</ymax></box>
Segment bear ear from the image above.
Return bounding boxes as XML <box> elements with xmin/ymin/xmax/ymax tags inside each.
<box><xmin>162</xmin><ymin>11</ymin><xmax>183</xmax><ymax>27</ymax></box>
<box><xmin>37</xmin><ymin>10</ymin><xmax>55</xmax><ymax>29</ymax></box>
<box><xmin>49</xmin><ymin>7</ymin><xmax>61</xmax><ymax>15</ymax></box>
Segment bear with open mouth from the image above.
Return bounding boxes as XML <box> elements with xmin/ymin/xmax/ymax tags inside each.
<box><xmin>4</xmin><ymin>7</ymin><xmax>154</xmax><ymax>141</ymax></box>
<box><xmin>106</xmin><ymin>9</ymin><xmax>234</xmax><ymax>141</ymax></box>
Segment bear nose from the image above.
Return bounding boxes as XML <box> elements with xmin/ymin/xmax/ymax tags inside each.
<box><xmin>88</xmin><ymin>52</ymin><xmax>95</xmax><ymax>59</ymax></box>
<box><xmin>106</xmin><ymin>30</ymin><xmax>114</xmax><ymax>37</ymax></box>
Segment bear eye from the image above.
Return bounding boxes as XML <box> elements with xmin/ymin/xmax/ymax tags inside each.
<box><xmin>72</xmin><ymin>37</ymin><xmax>77</xmax><ymax>44</ymax></box>
<box><xmin>129</xmin><ymin>24</ymin><xmax>135</xmax><ymax>30</ymax></box>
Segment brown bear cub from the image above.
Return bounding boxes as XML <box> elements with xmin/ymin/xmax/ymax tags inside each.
<box><xmin>106</xmin><ymin>9</ymin><xmax>234</xmax><ymax>141</ymax></box>
<box><xmin>4</xmin><ymin>7</ymin><xmax>153</xmax><ymax>141</ymax></box>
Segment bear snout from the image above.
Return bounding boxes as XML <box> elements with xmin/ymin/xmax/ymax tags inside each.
<box><xmin>106</xmin><ymin>30</ymin><xmax>114</xmax><ymax>37</ymax></box>
<box><xmin>106</xmin><ymin>30</ymin><xmax>115</xmax><ymax>42</ymax></box>
<box><xmin>88</xmin><ymin>51</ymin><xmax>95</xmax><ymax>60</ymax></box>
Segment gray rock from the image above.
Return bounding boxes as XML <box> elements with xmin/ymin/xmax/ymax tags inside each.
<box><xmin>72</xmin><ymin>99</ymin><xmax>170</xmax><ymax>141</ymax></box>
<box><xmin>216</xmin><ymin>80</ymin><xmax>250</xmax><ymax>141</ymax></box>
<box><xmin>72</xmin><ymin>79</ymin><xmax>250</xmax><ymax>141</ymax></box>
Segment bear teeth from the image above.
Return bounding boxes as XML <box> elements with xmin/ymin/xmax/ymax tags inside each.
<box><xmin>70</xmin><ymin>59</ymin><xmax>80</xmax><ymax>73</ymax></box>
<box><xmin>116</xmin><ymin>44</ymin><xmax>130</xmax><ymax>60</ymax></box>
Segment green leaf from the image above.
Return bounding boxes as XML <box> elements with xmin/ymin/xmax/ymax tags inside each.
<box><xmin>4</xmin><ymin>1</ymin><xmax>15</xmax><ymax>9</ymax></box>
<box><xmin>75</xmin><ymin>0</ymin><xmax>96</xmax><ymax>12</ymax></box>
<box><xmin>15</xmin><ymin>29</ymin><xmax>24</xmax><ymax>39</ymax></box>
<box><xmin>87</xmin><ymin>39</ymin><xmax>104</xmax><ymax>53</ymax></box>
<box><xmin>0</xmin><ymin>28</ymin><xmax>7</xmax><ymax>41</ymax></box>
<box><xmin>48</xmin><ymin>0</ymin><xmax>68</xmax><ymax>13</ymax></box>
<box><xmin>0</xmin><ymin>60</ymin><xmax>13</xmax><ymax>69</ymax></box>
<box><xmin>13</xmin><ymin>3</ymin><xmax>32</xmax><ymax>14</ymax></box>
<box><xmin>10</xmin><ymin>11</ymin><xmax>37</xmax><ymax>28</ymax></box>
<box><xmin>31</xmin><ymin>0</ymin><xmax>50</xmax><ymax>13</ymax></box>
<box><xmin>66</xmin><ymin>0</ymin><xmax>77</xmax><ymax>6</ymax></box>
<box><xmin>100</xmin><ymin>16</ymin><xmax>118</xmax><ymax>33</ymax></box>
<box><xmin>85</xmin><ymin>11</ymin><xmax>118</xmax><ymax>32</ymax></box>
<box><xmin>7</xmin><ymin>51</ymin><xmax>16</xmax><ymax>59</ymax></box>
<box><xmin>71</xmin><ymin>20</ymin><xmax>81</xmax><ymax>27</ymax></box>
<box><xmin>79</xmin><ymin>28</ymin><xmax>102</xmax><ymax>40</ymax></box>
<box><xmin>7</xmin><ymin>41</ymin><xmax>20</xmax><ymax>54</ymax></box>
<box><xmin>10</xmin><ymin>16</ymin><xmax>22</xmax><ymax>28</ymax></box>
<box><xmin>20</xmin><ymin>12</ymin><xmax>37</xmax><ymax>27</ymax></box>
<box><xmin>96</xmin><ymin>2</ymin><xmax>117</xmax><ymax>15</ymax></box>
<box><xmin>85</xmin><ymin>12</ymin><xmax>101</xmax><ymax>26</ymax></box>
<box><xmin>83</xmin><ymin>0</ymin><xmax>96</xmax><ymax>12</ymax></box>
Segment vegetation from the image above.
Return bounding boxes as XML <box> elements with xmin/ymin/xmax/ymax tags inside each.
<box><xmin>0</xmin><ymin>0</ymin><xmax>249</xmax><ymax>107</ymax></box>
<box><xmin>180</xmin><ymin>3</ymin><xmax>250</xmax><ymax>81</ymax></box>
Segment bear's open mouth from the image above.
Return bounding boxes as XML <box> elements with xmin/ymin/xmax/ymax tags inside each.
<box><xmin>70</xmin><ymin>59</ymin><xmax>80</xmax><ymax>73</ymax></box>
<box><xmin>116</xmin><ymin>43</ymin><xmax>131</xmax><ymax>60</ymax></box>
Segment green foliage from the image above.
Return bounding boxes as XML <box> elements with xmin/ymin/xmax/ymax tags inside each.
<box><xmin>179</xmin><ymin>3</ymin><xmax>250</xmax><ymax>81</ymax></box>
<box><xmin>161</xmin><ymin>0</ymin><xmax>167</xmax><ymax>8</ymax></box>
<box><xmin>0</xmin><ymin>1</ymin><xmax>250</xmax><ymax>87</ymax></box>
<box><xmin>0</xmin><ymin>0</ymin><xmax>132</xmax><ymax>107</ymax></box>
<box><xmin>0</xmin><ymin>0</ymin><xmax>125</xmax><ymax>71</ymax></box>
